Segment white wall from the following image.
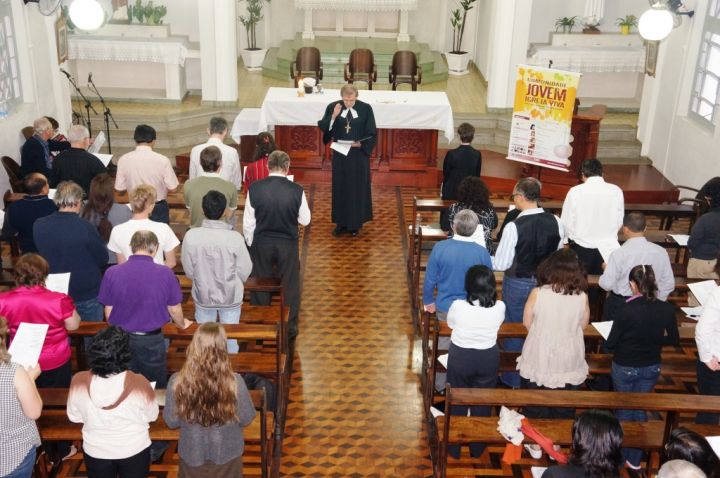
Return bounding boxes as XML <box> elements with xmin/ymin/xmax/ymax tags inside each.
<box><xmin>0</xmin><ymin>1</ymin><xmax>72</xmax><ymax>201</ymax></box>
<box><xmin>637</xmin><ymin>0</ymin><xmax>720</xmax><ymax>189</ymax></box>
<box><xmin>154</xmin><ymin>0</ymin><xmax>199</xmax><ymax>42</ymax></box>
<box><xmin>474</xmin><ymin>0</ymin><xmax>494</xmax><ymax>79</ymax></box>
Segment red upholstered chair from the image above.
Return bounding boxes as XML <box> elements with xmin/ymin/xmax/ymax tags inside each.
<box><xmin>344</xmin><ymin>48</ymin><xmax>377</xmax><ymax>90</ymax></box>
<box><xmin>389</xmin><ymin>51</ymin><xmax>422</xmax><ymax>91</ymax></box>
<box><xmin>290</xmin><ymin>47</ymin><xmax>323</xmax><ymax>88</ymax></box>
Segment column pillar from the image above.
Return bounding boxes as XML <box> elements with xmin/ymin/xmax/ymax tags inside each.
<box><xmin>397</xmin><ymin>10</ymin><xmax>410</xmax><ymax>42</ymax></box>
<box><xmin>302</xmin><ymin>8</ymin><xmax>315</xmax><ymax>39</ymax></box>
<box><xmin>198</xmin><ymin>0</ymin><xmax>238</xmax><ymax>103</ymax></box>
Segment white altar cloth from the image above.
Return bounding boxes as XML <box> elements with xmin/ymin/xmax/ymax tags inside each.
<box><xmin>258</xmin><ymin>87</ymin><xmax>455</xmax><ymax>142</ymax></box>
<box><xmin>68</xmin><ymin>36</ymin><xmax>189</xmax><ymax>66</ymax></box>
<box><xmin>230</xmin><ymin>108</ymin><xmax>262</xmax><ymax>144</ymax></box>
<box><xmin>527</xmin><ymin>45</ymin><xmax>644</xmax><ymax>73</ymax></box>
<box><xmin>294</xmin><ymin>0</ymin><xmax>417</xmax><ymax>11</ymax></box>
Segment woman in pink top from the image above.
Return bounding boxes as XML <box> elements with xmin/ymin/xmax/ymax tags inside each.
<box><xmin>0</xmin><ymin>253</ymin><xmax>80</xmax><ymax>388</ymax></box>
<box><xmin>243</xmin><ymin>132</ymin><xmax>277</xmax><ymax>191</ymax></box>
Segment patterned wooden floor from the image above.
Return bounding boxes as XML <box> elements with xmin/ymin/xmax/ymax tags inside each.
<box><xmin>279</xmin><ymin>184</ymin><xmax>433</xmax><ymax>477</ymax></box>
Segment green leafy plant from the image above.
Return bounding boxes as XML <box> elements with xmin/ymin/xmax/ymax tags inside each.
<box><xmin>555</xmin><ymin>16</ymin><xmax>576</xmax><ymax>33</ymax></box>
<box><xmin>449</xmin><ymin>0</ymin><xmax>476</xmax><ymax>54</ymax></box>
<box><xmin>616</xmin><ymin>14</ymin><xmax>638</xmax><ymax>27</ymax></box>
<box><xmin>240</xmin><ymin>0</ymin><xmax>271</xmax><ymax>50</ymax></box>
<box><xmin>150</xmin><ymin>4</ymin><xmax>167</xmax><ymax>24</ymax></box>
<box><xmin>142</xmin><ymin>1</ymin><xmax>155</xmax><ymax>23</ymax></box>
<box><xmin>133</xmin><ymin>0</ymin><xmax>144</xmax><ymax>23</ymax></box>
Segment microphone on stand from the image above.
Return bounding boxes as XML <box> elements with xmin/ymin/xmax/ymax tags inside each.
<box><xmin>88</xmin><ymin>72</ymin><xmax>93</xmax><ymax>85</ymax></box>
<box><xmin>60</xmin><ymin>68</ymin><xmax>72</xmax><ymax>79</ymax></box>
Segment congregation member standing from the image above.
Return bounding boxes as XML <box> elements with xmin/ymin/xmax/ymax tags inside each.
<box><xmin>114</xmin><ymin>125</ymin><xmax>179</xmax><ymax>224</ymax></box>
<box><xmin>189</xmin><ymin>117</ymin><xmax>242</xmax><ymax>190</ymax></box>
<box><xmin>2</xmin><ymin>173</ymin><xmax>56</xmax><ymax>254</ymax></box>
<box><xmin>50</xmin><ymin>125</ymin><xmax>107</xmax><ymax>195</ymax></box>
<box><xmin>34</xmin><ymin>181</ymin><xmax>108</xmax><ymax>322</ymax></box>
<box><xmin>441</xmin><ymin>176</ymin><xmax>498</xmax><ymax>253</ymax></box>
<box><xmin>107</xmin><ymin>185</ymin><xmax>180</xmax><ymax>268</ymax></box>
<box><xmin>318</xmin><ymin>84</ymin><xmax>376</xmax><ymax>237</ymax></box>
<box><xmin>182</xmin><ymin>191</ymin><xmax>252</xmax><ymax>352</ymax></box>
<box><xmin>243</xmin><ymin>151</ymin><xmax>310</xmax><ymax>340</ymax></box>
<box><xmin>440</xmin><ymin>123</ymin><xmax>482</xmax><ymax>229</ymax></box>
<box><xmin>183</xmin><ymin>146</ymin><xmax>238</xmax><ymax>228</ymax></box>
<box><xmin>493</xmin><ymin>177</ymin><xmax>563</xmax><ymax>389</ymax></box>
<box><xmin>688</xmin><ymin>181</ymin><xmax>720</xmax><ymax>281</ymax></box>
<box><xmin>20</xmin><ymin>117</ymin><xmax>70</xmax><ymax>178</ymax></box>
<box><xmin>243</xmin><ymin>132</ymin><xmax>277</xmax><ymax>191</ymax></box>
<box><xmin>695</xmin><ymin>259</ymin><xmax>720</xmax><ymax>425</ymax></box>
<box><xmin>598</xmin><ymin>212</ymin><xmax>675</xmax><ymax>321</ymax></box>
<box><xmin>560</xmin><ymin>159</ymin><xmax>624</xmax><ymax>275</ymax></box>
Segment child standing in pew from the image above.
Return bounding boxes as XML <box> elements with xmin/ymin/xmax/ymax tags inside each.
<box><xmin>446</xmin><ymin>265</ymin><xmax>505</xmax><ymax>459</ymax></box>
<box><xmin>163</xmin><ymin>322</ymin><xmax>256</xmax><ymax>477</ymax></box>
<box><xmin>605</xmin><ymin>264</ymin><xmax>679</xmax><ymax>471</ymax></box>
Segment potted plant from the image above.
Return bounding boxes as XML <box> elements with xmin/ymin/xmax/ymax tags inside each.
<box><xmin>582</xmin><ymin>15</ymin><xmax>602</xmax><ymax>34</ymax></box>
<box><xmin>616</xmin><ymin>15</ymin><xmax>638</xmax><ymax>35</ymax></box>
<box><xmin>239</xmin><ymin>0</ymin><xmax>271</xmax><ymax>70</ymax></box>
<box><xmin>149</xmin><ymin>4</ymin><xmax>167</xmax><ymax>24</ymax></box>
<box><xmin>446</xmin><ymin>0</ymin><xmax>476</xmax><ymax>75</ymax></box>
<box><xmin>555</xmin><ymin>16</ymin><xmax>576</xmax><ymax>33</ymax></box>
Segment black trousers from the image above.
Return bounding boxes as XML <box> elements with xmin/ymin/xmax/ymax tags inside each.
<box><xmin>250</xmin><ymin>237</ymin><xmax>301</xmax><ymax>338</ymax></box>
<box><xmin>521</xmin><ymin>378</ymin><xmax>579</xmax><ymax>419</ymax></box>
<box><xmin>84</xmin><ymin>446</ymin><xmax>150</xmax><ymax>478</ymax></box>
<box><xmin>569</xmin><ymin>242</ymin><xmax>604</xmax><ymax>275</ymax></box>
<box><xmin>696</xmin><ymin>359</ymin><xmax>720</xmax><ymax>425</ymax></box>
<box><xmin>37</xmin><ymin>360</ymin><xmax>72</xmax><ymax>460</ymax></box>
<box><xmin>603</xmin><ymin>292</ymin><xmax>628</xmax><ymax>322</ymax></box>
<box><xmin>446</xmin><ymin>343</ymin><xmax>499</xmax><ymax>458</ymax></box>
<box><xmin>150</xmin><ymin>200</ymin><xmax>170</xmax><ymax>224</ymax></box>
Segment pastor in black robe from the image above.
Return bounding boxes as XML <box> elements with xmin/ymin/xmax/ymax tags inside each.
<box><xmin>318</xmin><ymin>99</ymin><xmax>377</xmax><ymax>231</ymax></box>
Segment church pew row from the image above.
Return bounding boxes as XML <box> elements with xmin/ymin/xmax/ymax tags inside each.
<box><xmin>431</xmin><ymin>386</ymin><xmax>720</xmax><ymax>478</ymax></box>
<box><xmin>36</xmin><ymin>388</ymin><xmax>271</xmax><ymax>478</ymax></box>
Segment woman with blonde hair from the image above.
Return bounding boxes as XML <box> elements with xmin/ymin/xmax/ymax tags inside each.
<box><xmin>164</xmin><ymin>323</ymin><xmax>256</xmax><ymax>477</ymax></box>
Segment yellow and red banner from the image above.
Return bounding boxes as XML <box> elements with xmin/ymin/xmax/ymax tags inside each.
<box><xmin>507</xmin><ymin>65</ymin><xmax>580</xmax><ymax>172</ymax></box>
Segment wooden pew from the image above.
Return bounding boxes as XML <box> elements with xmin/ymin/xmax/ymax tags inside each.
<box><xmin>432</xmin><ymin>386</ymin><xmax>720</xmax><ymax>478</ymax></box>
<box><xmin>37</xmin><ymin>388</ymin><xmax>271</xmax><ymax>478</ymax></box>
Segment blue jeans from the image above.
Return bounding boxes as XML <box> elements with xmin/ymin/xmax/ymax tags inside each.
<box><xmin>4</xmin><ymin>446</ymin><xmax>35</xmax><ymax>478</ymax></box>
<box><xmin>611</xmin><ymin>362</ymin><xmax>660</xmax><ymax>467</ymax></box>
<box><xmin>128</xmin><ymin>334</ymin><xmax>168</xmax><ymax>389</ymax></box>
<box><xmin>500</xmin><ymin>276</ymin><xmax>536</xmax><ymax>388</ymax></box>
<box><xmin>75</xmin><ymin>297</ymin><xmax>104</xmax><ymax>322</ymax></box>
<box><xmin>195</xmin><ymin>304</ymin><xmax>241</xmax><ymax>353</ymax></box>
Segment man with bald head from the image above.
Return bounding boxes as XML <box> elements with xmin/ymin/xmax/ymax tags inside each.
<box><xmin>2</xmin><ymin>173</ymin><xmax>57</xmax><ymax>253</ymax></box>
<box><xmin>50</xmin><ymin>125</ymin><xmax>107</xmax><ymax>195</ymax></box>
<box><xmin>20</xmin><ymin>117</ymin><xmax>70</xmax><ymax>178</ymax></box>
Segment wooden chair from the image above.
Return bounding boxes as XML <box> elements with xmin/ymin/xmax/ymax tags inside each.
<box><xmin>389</xmin><ymin>51</ymin><xmax>422</xmax><ymax>91</ymax></box>
<box><xmin>1</xmin><ymin>156</ymin><xmax>24</xmax><ymax>193</ymax></box>
<box><xmin>344</xmin><ymin>48</ymin><xmax>377</xmax><ymax>90</ymax></box>
<box><xmin>290</xmin><ymin>47</ymin><xmax>323</xmax><ymax>88</ymax></box>
<box><xmin>21</xmin><ymin>126</ymin><xmax>34</xmax><ymax>140</ymax></box>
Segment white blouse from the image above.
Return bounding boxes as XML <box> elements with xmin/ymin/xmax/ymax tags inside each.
<box><xmin>447</xmin><ymin>299</ymin><xmax>506</xmax><ymax>350</ymax></box>
<box><xmin>696</xmin><ymin>286</ymin><xmax>720</xmax><ymax>364</ymax></box>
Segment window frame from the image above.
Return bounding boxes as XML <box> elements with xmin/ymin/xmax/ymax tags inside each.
<box><xmin>689</xmin><ymin>0</ymin><xmax>720</xmax><ymax>127</ymax></box>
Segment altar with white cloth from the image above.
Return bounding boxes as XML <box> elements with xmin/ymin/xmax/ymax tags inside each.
<box><xmin>252</xmin><ymin>87</ymin><xmax>454</xmax><ymax>186</ymax></box>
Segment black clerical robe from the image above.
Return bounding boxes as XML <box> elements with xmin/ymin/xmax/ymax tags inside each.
<box><xmin>318</xmin><ymin>99</ymin><xmax>377</xmax><ymax>230</ymax></box>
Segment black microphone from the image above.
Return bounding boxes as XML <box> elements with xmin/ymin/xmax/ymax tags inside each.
<box><xmin>59</xmin><ymin>68</ymin><xmax>71</xmax><ymax>79</ymax></box>
<box><xmin>88</xmin><ymin>72</ymin><xmax>93</xmax><ymax>84</ymax></box>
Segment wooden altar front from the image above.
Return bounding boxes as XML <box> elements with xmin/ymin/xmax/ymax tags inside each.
<box><xmin>273</xmin><ymin>125</ymin><xmax>439</xmax><ymax>187</ymax></box>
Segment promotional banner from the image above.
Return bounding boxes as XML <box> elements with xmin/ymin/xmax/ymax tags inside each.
<box><xmin>507</xmin><ymin>65</ymin><xmax>580</xmax><ymax>172</ymax></box>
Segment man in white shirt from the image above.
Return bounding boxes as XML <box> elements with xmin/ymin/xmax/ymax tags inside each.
<box><xmin>189</xmin><ymin>117</ymin><xmax>242</xmax><ymax>190</ymax></box>
<box><xmin>695</xmin><ymin>262</ymin><xmax>720</xmax><ymax>424</ymax></box>
<box><xmin>561</xmin><ymin>158</ymin><xmax>624</xmax><ymax>275</ymax></box>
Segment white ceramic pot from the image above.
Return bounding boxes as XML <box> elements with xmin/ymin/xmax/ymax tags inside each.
<box><xmin>240</xmin><ymin>48</ymin><xmax>267</xmax><ymax>71</ymax></box>
<box><xmin>446</xmin><ymin>52</ymin><xmax>470</xmax><ymax>76</ymax></box>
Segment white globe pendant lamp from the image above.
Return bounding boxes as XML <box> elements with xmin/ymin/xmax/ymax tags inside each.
<box><xmin>69</xmin><ymin>0</ymin><xmax>105</xmax><ymax>31</ymax></box>
<box><xmin>639</xmin><ymin>2</ymin><xmax>674</xmax><ymax>41</ymax></box>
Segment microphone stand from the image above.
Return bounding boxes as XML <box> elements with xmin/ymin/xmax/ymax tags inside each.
<box><xmin>87</xmin><ymin>78</ymin><xmax>118</xmax><ymax>154</ymax></box>
<box><xmin>64</xmin><ymin>72</ymin><xmax>97</xmax><ymax>137</ymax></box>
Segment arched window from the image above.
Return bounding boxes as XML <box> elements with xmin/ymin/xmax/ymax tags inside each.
<box><xmin>0</xmin><ymin>0</ymin><xmax>21</xmax><ymax>116</ymax></box>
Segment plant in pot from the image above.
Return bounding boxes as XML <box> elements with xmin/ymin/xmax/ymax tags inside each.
<box><xmin>149</xmin><ymin>4</ymin><xmax>167</xmax><ymax>25</ymax></box>
<box><xmin>239</xmin><ymin>0</ymin><xmax>271</xmax><ymax>70</ymax></box>
<box><xmin>581</xmin><ymin>15</ymin><xmax>602</xmax><ymax>34</ymax></box>
<box><xmin>555</xmin><ymin>16</ymin><xmax>576</xmax><ymax>33</ymax></box>
<box><xmin>616</xmin><ymin>15</ymin><xmax>638</xmax><ymax>35</ymax></box>
<box><xmin>446</xmin><ymin>0</ymin><xmax>476</xmax><ymax>76</ymax></box>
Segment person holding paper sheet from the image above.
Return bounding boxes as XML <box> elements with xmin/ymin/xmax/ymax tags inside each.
<box><xmin>317</xmin><ymin>84</ymin><xmax>376</xmax><ymax>237</ymax></box>
<box><xmin>688</xmin><ymin>181</ymin><xmax>720</xmax><ymax>284</ymax></box>
<box><xmin>560</xmin><ymin>159</ymin><xmax>624</xmax><ymax>276</ymax></box>
<box><xmin>695</xmin><ymin>259</ymin><xmax>720</xmax><ymax>426</ymax></box>
<box><xmin>0</xmin><ymin>317</ymin><xmax>43</xmax><ymax>478</ymax></box>
<box><xmin>604</xmin><ymin>264</ymin><xmax>678</xmax><ymax>470</ymax></box>
<box><xmin>50</xmin><ymin>125</ymin><xmax>107</xmax><ymax>196</ymax></box>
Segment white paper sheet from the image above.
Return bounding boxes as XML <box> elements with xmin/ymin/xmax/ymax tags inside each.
<box><xmin>668</xmin><ymin>234</ymin><xmax>690</xmax><ymax>246</ymax></box>
<box><xmin>330</xmin><ymin>142</ymin><xmax>352</xmax><ymax>157</ymax></box>
<box><xmin>706</xmin><ymin>436</ymin><xmax>720</xmax><ymax>458</ymax></box>
<box><xmin>48</xmin><ymin>189</ymin><xmax>56</xmax><ymax>200</ymax></box>
<box><xmin>688</xmin><ymin>280</ymin><xmax>718</xmax><ymax>307</ymax></box>
<box><xmin>88</xmin><ymin>131</ymin><xmax>105</xmax><ymax>154</ymax></box>
<box><xmin>437</xmin><ymin>353</ymin><xmax>448</xmax><ymax>369</ymax></box>
<box><xmin>592</xmin><ymin>321</ymin><xmax>614</xmax><ymax>340</ymax></box>
<box><xmin>681</xmin><ymin>306</ymin><xmax>704</xmax><ymax>320</ymax></box>
<box><xmin>531</xmin><ymin>467</ymin><xmax>547</xmax><ymax>478</ymax></box>
<box><xmin>93</xmin><ymin>153</ymin><xmax>113</xmax><ymax>167</ymax></box>
<box><xmin>287</xmin><ymin>175</ymin><xmax>294</xmax><ymax>182</ymax></box>
<box><xmin>45</xmin><ymin>273</ymin><xmax>71</xmax><ymax>295</ymax></box>
<box><xmin>430</xmin><ymin>406</ymin><xmax>445</xmax><ymax>418</ymax></box>
<box><xmin>0</xmin><ymin>209</ymin><xmax>4</xmax><ymax>227</ymax></box>
<box><xmin>8</xmin><ymin>323</ymin><xmax>48</xmax><ymax>368</ymax></box>
<box><xmin>595</xmin><ymin>238</ymin><xmax>621</xmax><ymax>263</ymax></box>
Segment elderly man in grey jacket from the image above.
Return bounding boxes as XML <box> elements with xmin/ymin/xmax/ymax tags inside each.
<box><xmin>181</xmin><ymin>190</ymin><xmax>252</xmax><ymax>352</ymax></box>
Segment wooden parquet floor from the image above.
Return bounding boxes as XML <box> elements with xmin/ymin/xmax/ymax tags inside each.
<box><xmin>280</xmin><ymin>184</ymin><xmax>433</xmax><ymax>477</ymax></box>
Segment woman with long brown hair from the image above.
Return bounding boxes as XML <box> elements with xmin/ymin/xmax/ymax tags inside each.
<box><xmin>242</xmin><ymin>132</ymin><xmax>277</xmax><ymax>191</ymax></box>
<box><xmin>163</xmin><ymin>323</ymin><xmax>256</xmax><ymax>477</ymax></box>
<box><xmin>81</xmin><ymin>173</ymin><xmax>131</xmax><ymax>264</ymax></box>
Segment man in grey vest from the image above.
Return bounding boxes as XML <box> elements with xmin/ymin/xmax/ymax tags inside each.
<box><xmin>243</xmin><ymin>151</ymin><xmax>311</xmax><ymax>340</ymax></box>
